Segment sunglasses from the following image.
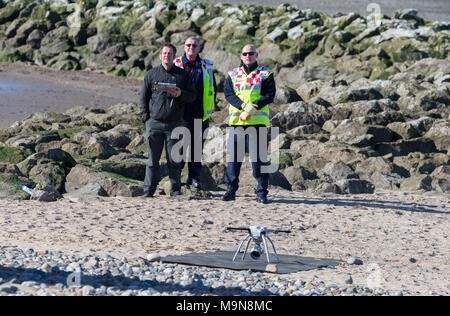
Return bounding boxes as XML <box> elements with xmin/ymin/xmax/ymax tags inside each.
<box><xmin>242</xmin><ymin>52</ymin><xmax>256</xmax><ymax>56</ymax></box>
<box><xmin>185</xmin><ymin>43</ymin><xmax>199</xmax><ymax>47</ymax></box>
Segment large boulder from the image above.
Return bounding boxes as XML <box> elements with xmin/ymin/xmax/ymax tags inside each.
<box><xmin>282</xmin><ymin>165</ymin><xmax>318</xmax><ymax>191</ymax></box>
<box><xmin>393</xmin><ymin>152</ymin><xmax>449</xmax><ymax>176</ymax></box>
<box><xmin>5</xmin><ymin>132</ymin><xmax>61</xmax><ymax>152</ymax></box>
<box><xmin>332</xmin><ymin>99</ymin><xmax>399</xmax><ymax>121</ymax></box>
<box><xmin>0</xmin><ymin>1</ymin><xmax>23</xmax><ymax>24</ymax></box>
<box><xmin>387</xmin><ymin>117</ymin><xmax>434</xmax><ymax>140</ymax></box>
<box><xmin>319</xmin><ymin>161</ymin><xmax>359</xmax><ymax>182</ymax></box>
<box><xmin>65</xmin><ymin>164</ymin><xmax>143</xmax><ymax>197</ymax></box>
<box><xmin>94</xmin><ymin>158</ymin><xmax>147</xmax><ymax>181</ymax></box>
<box><xmin>329</xmin><ymin>119</ymin><xmax>394</xmax><ymax>147</ymax></box>
<box><xmin>335</xmin><ymin>179</ymin><xmax>375</xmax><ymax>194</ymax></box>
<box><xmin>84</xmin><ymin>136</ymin><xmax>118</xmax><ymax>160</ymax></box>
<box><xmin>30</xmin><ymin>184</ymin><xmax>63</xmax><ymax>202</ymax></box>
<box><xmin>28</xmin><ymin>161</ymin><xmax>66</xmax><ymax>193</ymax></box>
<box><xmin>271</xmin><ymin>101</ymin><xmax>331</xmax><ymax>132</ymax></box>
<box><xmin>0</xmin><ymin>163</ymin><xmax>33</xmax><ymax>200</ymax></box>
<box><xmin>430</xmin><ymin>165</ymin><xmax>450</xmax><ymax>193</ymax></box>
<box><xmin>375</xmin><ymin>138</ymin><xmax>439</xmax><ymax>157</ymax></box>
<box><xmin>424</xmin><ymin>120</ymin><xmax>450</xmax><ymax>153</ymax></box>
<box><xmin>400</xmin><ymin>175</ymin><xmax>432</xmax><ymax>192</ymax></box>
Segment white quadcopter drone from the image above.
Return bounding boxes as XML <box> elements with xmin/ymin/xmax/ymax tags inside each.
<box><xmin>226</xmin><ymin>226</ymin><xmax>291</xmax><ymax>264</ymax></box>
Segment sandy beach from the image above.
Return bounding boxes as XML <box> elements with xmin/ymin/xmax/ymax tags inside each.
<box><xmin>0</xmin><ymin>188</ymin><xmax>448</xmax><ymax>295</ymax></box>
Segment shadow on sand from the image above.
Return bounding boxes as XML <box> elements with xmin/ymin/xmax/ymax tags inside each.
<box><xmin>271</xmin><ymin>195</ymin><xmax>448</xmax><ymax>215</ymax></box>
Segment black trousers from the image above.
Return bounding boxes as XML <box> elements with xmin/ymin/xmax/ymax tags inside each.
<box><xmin>225</xmin><ymin>125</ymin><xmax>270</xmax><ymax>196</ymax></box>
<box><xmin>143</xmin><ymin>119</ymin><xmax>181</xmax><ymax>192</ymax></box>
<box><xmin>179</xmin><ymin>119</ymin><xmax>209</xmax><ymax>181</ymax></box>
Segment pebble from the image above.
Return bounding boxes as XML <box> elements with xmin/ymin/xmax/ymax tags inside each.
<box><xmin>347</xmin><ymin>257</ymin><xmax>363</xmax><ymax>265</ymax></box>
<box><xmin>0</xmin><ymin>246</ymin><xmax>408</xmax><ymax>296</ymax></box>
<box><xmin>146</xmin><ymin>254</ymin><xmax>161</xmax><ymax>262</ymax></box>
<box><xmin>344</xmin><ymin>274</ymin><xmax>353</xmax><ymax>285</ymax></box>
<box><xmin>0</xmin><ymin>284</ymin><xmax>18</xmax><ymax>294</ymax></box>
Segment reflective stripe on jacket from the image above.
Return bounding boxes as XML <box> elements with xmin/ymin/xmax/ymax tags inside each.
<box><xmin>228</xmin><ymin>65</ymin><xmax>273</xmax><ymax>126</ymax></box>
<box><xmin>174</xmin><ymin>57</ymin><xmax>215</xmax><ymax>121</ymax></box>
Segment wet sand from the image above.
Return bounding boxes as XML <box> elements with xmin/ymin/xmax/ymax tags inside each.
<box><xmin>0</xmin><ymin>62</ymin><xmax>141</xmax><ymax>128</ymax></box>
<box><xmin>201</xmin><ymin>0</ymin><xmax>450</xmax><ymax>23</ymax></box>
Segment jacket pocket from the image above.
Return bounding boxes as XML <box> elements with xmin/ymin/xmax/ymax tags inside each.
<box><xmin>150</xmin><ymin>92</ymin><xmax>178</xmax><ymax>122</ymax></box>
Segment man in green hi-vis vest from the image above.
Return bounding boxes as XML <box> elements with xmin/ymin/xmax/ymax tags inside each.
<box><xmin>222</xmin><ymin>45</ymin><xmax>276</xmax><ymax>204</ymax></box>
<box><xmin>174</xmin><ymin>36</ymin><xmax>217</xmax><ymax>189</ymax></box>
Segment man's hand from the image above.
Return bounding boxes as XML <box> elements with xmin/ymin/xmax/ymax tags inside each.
<box><xmin>239</xmin><ymin>111</ymin><xmax>251</xmax><ymax>121</ymax></box>
<box><xmin>168</xmin><ymin>87</ymin><xmax>181</xmax><ymax>98</ymax></box>
<box><xmin>239</xmin><ymin>103</ymin><xmax>259</xmax><ymax>121</ymax></box>
<box><xmin>243</xmin><ymin>103</ymin><xmax>259</xmax><ymax>115</ymax></box>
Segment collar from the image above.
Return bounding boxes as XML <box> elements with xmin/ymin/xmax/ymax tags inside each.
<box><xmin>183</xmin><ymin>53</ymin><xmax>202</xmax><ymax>66</ymax></box>
<box><xmin>240</xmin><ymin>61</ymin><xmax>259</xmax><ymax>75</ymax></box>
<box><xmin>160</xmin><ymin>64</ymin><xmax>174</xmax><ymax>72</ymax></box>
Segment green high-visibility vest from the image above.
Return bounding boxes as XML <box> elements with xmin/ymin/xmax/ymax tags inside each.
<box><xmin>174</xmin><ymin>57</ymin><xmax>215</xmax><ymax>122</ymax></box>
<box><xmin>228</xmin><ymin>65</ymin><xmax>273</xmax><ymax>127</ymax></box>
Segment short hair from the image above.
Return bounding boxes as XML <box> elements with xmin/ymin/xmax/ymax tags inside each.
<box><xmin>160</xmin><ymin>43</ymin><xmax>176</xmax><ymax>55</ymax></box>
<box><xmin>185</xmin><ymin>36</ymin><xmax>200</xmax><ymax>45</ymax></box>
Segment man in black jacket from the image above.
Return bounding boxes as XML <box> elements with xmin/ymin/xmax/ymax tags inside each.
<box><xmin>140</xmin><ymin>43</ymin><xmax>197</xmax><ymax>197</ymax></box>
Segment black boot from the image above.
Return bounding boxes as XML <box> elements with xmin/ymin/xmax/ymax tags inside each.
<box><xmin>256</xmin><ymin>194</ymin><xmax>269</xmax><ymax>204</ymax></box>
<box><xmin>143</xmin><ymin>188</ymin><xmax>156</xmax><ymax>198</ymax></box>
<box><xmin>221</xmin><ymin>190</ymin><xmax>236</xmax><ymax>201</ymax></box>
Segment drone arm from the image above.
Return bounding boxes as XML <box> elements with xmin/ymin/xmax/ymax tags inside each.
<box><xmin>270</xmin><ymin>229</ymin><xmax>291</xmax><ymax>234</ymax></box>
<box><xmin>227</xmin><ymin>227</ymin><xmax>251</xmax><ymax>233</ymax></box>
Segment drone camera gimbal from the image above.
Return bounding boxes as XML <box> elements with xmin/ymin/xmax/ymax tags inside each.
<box><xmin>226</xmin><ymin>226</ymin><xmax>291</xmax><ymax>264</ymax></box>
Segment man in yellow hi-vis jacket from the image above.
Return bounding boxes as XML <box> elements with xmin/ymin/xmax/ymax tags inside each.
<box><xmin>222</xmin><ymin>45</ymin><xmax>276</xmax><ymax>204</ymax></box>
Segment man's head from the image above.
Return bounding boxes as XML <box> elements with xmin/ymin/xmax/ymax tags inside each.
<box><xmin>184</xmin><ymin>36</ymin><xmax>201</xmax><ymax>62</ymax></box>
<box><xmin>241</xmin><ymin>45</ymin><xmax>258</xmax><ymax>68</ymax></box>
<box><xmin>159</xmin><ymin>43</ymin><xmax>177</xmax><ymax>69</ymax></box>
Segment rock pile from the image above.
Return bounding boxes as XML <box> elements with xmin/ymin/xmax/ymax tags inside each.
<box><xmin>0</xmin><ymin>0</ymin><xmax>448</xmax><ymax>199</ymax></box>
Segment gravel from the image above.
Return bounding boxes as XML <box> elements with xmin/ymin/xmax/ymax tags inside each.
<box><xmin>0</xmin><ymin>246</ymin><xmax>436</xmax><ymax>296</ymax></box>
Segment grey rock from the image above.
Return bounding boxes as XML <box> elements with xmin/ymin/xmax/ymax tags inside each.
<box><xmin>65</xmin><ymin>165</ymin><xmax>143</xmax><ymax>197</ymax></box>
<box><xmin>347</xmin><ymin>257</ymin><xmax>363</xmax><ymax>265</ymax></box>
<box><xmin>82</xmin><ymin>285</ymin><xmax>95</xmax><ymax>296</ymax></box>
<box><xmin>0</xmin><ymin>284</ymin><xmax>18</xmax><ymax>294</ymax></box>
<box><xmin>344</xmin><ymin>274</ymin><xmax>353</xmax><ymax>285</ymax></box>
<box><xmin>336</xmin><ymin>179</ymin><xmax>375</xmax><ymax>194</ymax></box>
<box><xmin>31</xmin><ymin>185</ymin><xmax>63</xmax><ymax>202</ymax></box>
<box><xmin>63</xmin><ymin>182</ymin><xmax>108</xmax><ymax>200</ymax></box>
<box><xmin>400</xmin><ymin>175</ymin><xmax>432</xmax><ymax>191</ymax></box>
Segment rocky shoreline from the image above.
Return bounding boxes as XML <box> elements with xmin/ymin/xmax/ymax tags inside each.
<box><xmin>0</xmin><ymin>0</ymin><xmax>449</xmax><ymax>199</ymax></box>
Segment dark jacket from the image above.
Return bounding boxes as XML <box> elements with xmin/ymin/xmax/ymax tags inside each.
<box><xmin>224</xmin><ymin>62</ymin><xmax>276</xmax><ymax>110</ymax></box>
<box><xmin>139</xmin><ymin>64</ymin><xmax>197</xmax><ymax>123</ymax></box>
<box><xmin>180</xmin><ymin>54</ymin><xmax>217</xmax><ymax>122</ymax></box>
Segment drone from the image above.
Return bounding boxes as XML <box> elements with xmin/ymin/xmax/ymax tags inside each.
<box><xmin>226</xmin><ymin>226</ymin><xmax>291</xmax><ymax>264</ymax></box>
